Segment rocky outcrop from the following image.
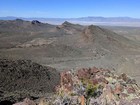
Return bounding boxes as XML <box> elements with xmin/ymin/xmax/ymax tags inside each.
<box><xmin>11</xmin><ymin>67</ymin><xmax>140</xmax><ymax>105</ymax></box>
<box><xmin>16</xmin><ymin>38</ymin><xmax>54</xmax><ymax>48</ymax></box>
<box><xmin>13</xmin><ymin>98</ymin><xmax>36</xmax><ymax>105</ymax></box>
<box><xmin>31</xmin><ymin>20</ymin><xmax>42</xmax><ymax>25</ymax></box>
<box><xmin>53</xmin><ymin>67</ymin><xmax>140</xmax><ymax>105</ymax></box>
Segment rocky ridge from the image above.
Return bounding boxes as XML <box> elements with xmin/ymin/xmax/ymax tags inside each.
<box><xmin>53</xmin><ymin>67</ymin><xmax>140</xmax><ymax>105</ymax></box>
<box><xmin>13</xmin><ymin>67</ymin><xmax>140</xmax><ymax>105</ymax></box>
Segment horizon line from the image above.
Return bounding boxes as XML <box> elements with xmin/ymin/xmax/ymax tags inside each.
<box><xmin>1</xmin><ymin>16</ymin><xmax>140</xmax><ymax>19</ymax></box>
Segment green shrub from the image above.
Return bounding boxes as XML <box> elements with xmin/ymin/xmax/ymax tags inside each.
<box><xmin>86</xmin><ymin>84</ymin><xmax>98</xmax><ymax>98</ymax></box>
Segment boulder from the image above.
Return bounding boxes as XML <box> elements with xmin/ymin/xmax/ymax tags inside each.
<box><xmin>13</xmin><ymin>98</ymin><xmax>36</xmax><ymax>105</ymax></box>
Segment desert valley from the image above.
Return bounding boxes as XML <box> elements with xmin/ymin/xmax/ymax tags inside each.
<box><xmin>0</xmin><ymin>18</ymin><xmax>140</xmax><ymax>104</ymax></box>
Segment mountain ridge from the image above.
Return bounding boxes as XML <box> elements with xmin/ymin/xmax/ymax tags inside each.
<box><xmin>1</xmin><ymin>16</ymin><xmax>140</xmax><ymax>22</ymax></box>
<box><xmin>0</xmin><ymin>19</ymin><xmax>140</xmax><ymax>86</ymax></box>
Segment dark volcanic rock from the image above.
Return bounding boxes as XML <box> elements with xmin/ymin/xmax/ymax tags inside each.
<box><xmin>31</xmin><ymin>20</ymin><xmax>42</xmax><ymax>25</ymax></box>
<box><xmin>15</xmin><ymin>19</ymin><xmax>24</xmax><ymax>22</ymax></box>
<box><xmin>0</xmin><ymin>59</ymin><xmax>60</xmax><ymax>102</ymax></box>
<box><xmin>0</xmin><ymin>100</ymin><xmax>14</xmax><ymax>105</ymax></box>
<box><xmin>62</xmin><ymin>21</ymin><xmax>73</xmax><ymax>27</ymax></box>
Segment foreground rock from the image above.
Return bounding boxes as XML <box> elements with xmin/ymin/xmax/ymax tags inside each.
<box><xmin>1</xmin><ymin>65</ymin><xmax>140</xmax><ymax>105</ymax></box>
<box><xmin>13</xmin><ymin>98</ymin><xmax>36</xmax><ymax>105</ymax></box>
<box><xmin>0</xmin><ymin>59</ymin><xmax>60</xmax><ymax>103</ymax></box>
<box><xmin>53</xmin><ymin>67</ymin><xmax>140</xmax><ymax>105</ymax></box>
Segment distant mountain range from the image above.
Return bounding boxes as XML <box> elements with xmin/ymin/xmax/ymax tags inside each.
<box><xmin>1</xmin><ymin>16</ymin><xmax>140</xmax><ymax>23</ymax></box>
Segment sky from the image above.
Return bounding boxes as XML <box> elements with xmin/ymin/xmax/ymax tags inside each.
<box><xmin>0</xmin><ymin>0</ymin><xmax>140</xmax><ymax>18</ymax></box>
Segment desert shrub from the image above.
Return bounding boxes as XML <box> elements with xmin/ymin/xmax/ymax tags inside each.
<box><xmin>86</xmin><ymin>84</ymin><xmax>98</xmax><ymax>98</ymax></box>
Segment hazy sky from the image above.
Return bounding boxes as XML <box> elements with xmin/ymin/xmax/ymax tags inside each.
<box><xmin>0</xmin><ymin>0</ymin><xmax>140</xmax><ymax>18</ymax></box>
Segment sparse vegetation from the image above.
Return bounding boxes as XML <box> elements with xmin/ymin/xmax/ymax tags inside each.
<box><xmin>0</xmin><ymin>20</ymin><xmax>140</xmax><ymax>104</ymax></box>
